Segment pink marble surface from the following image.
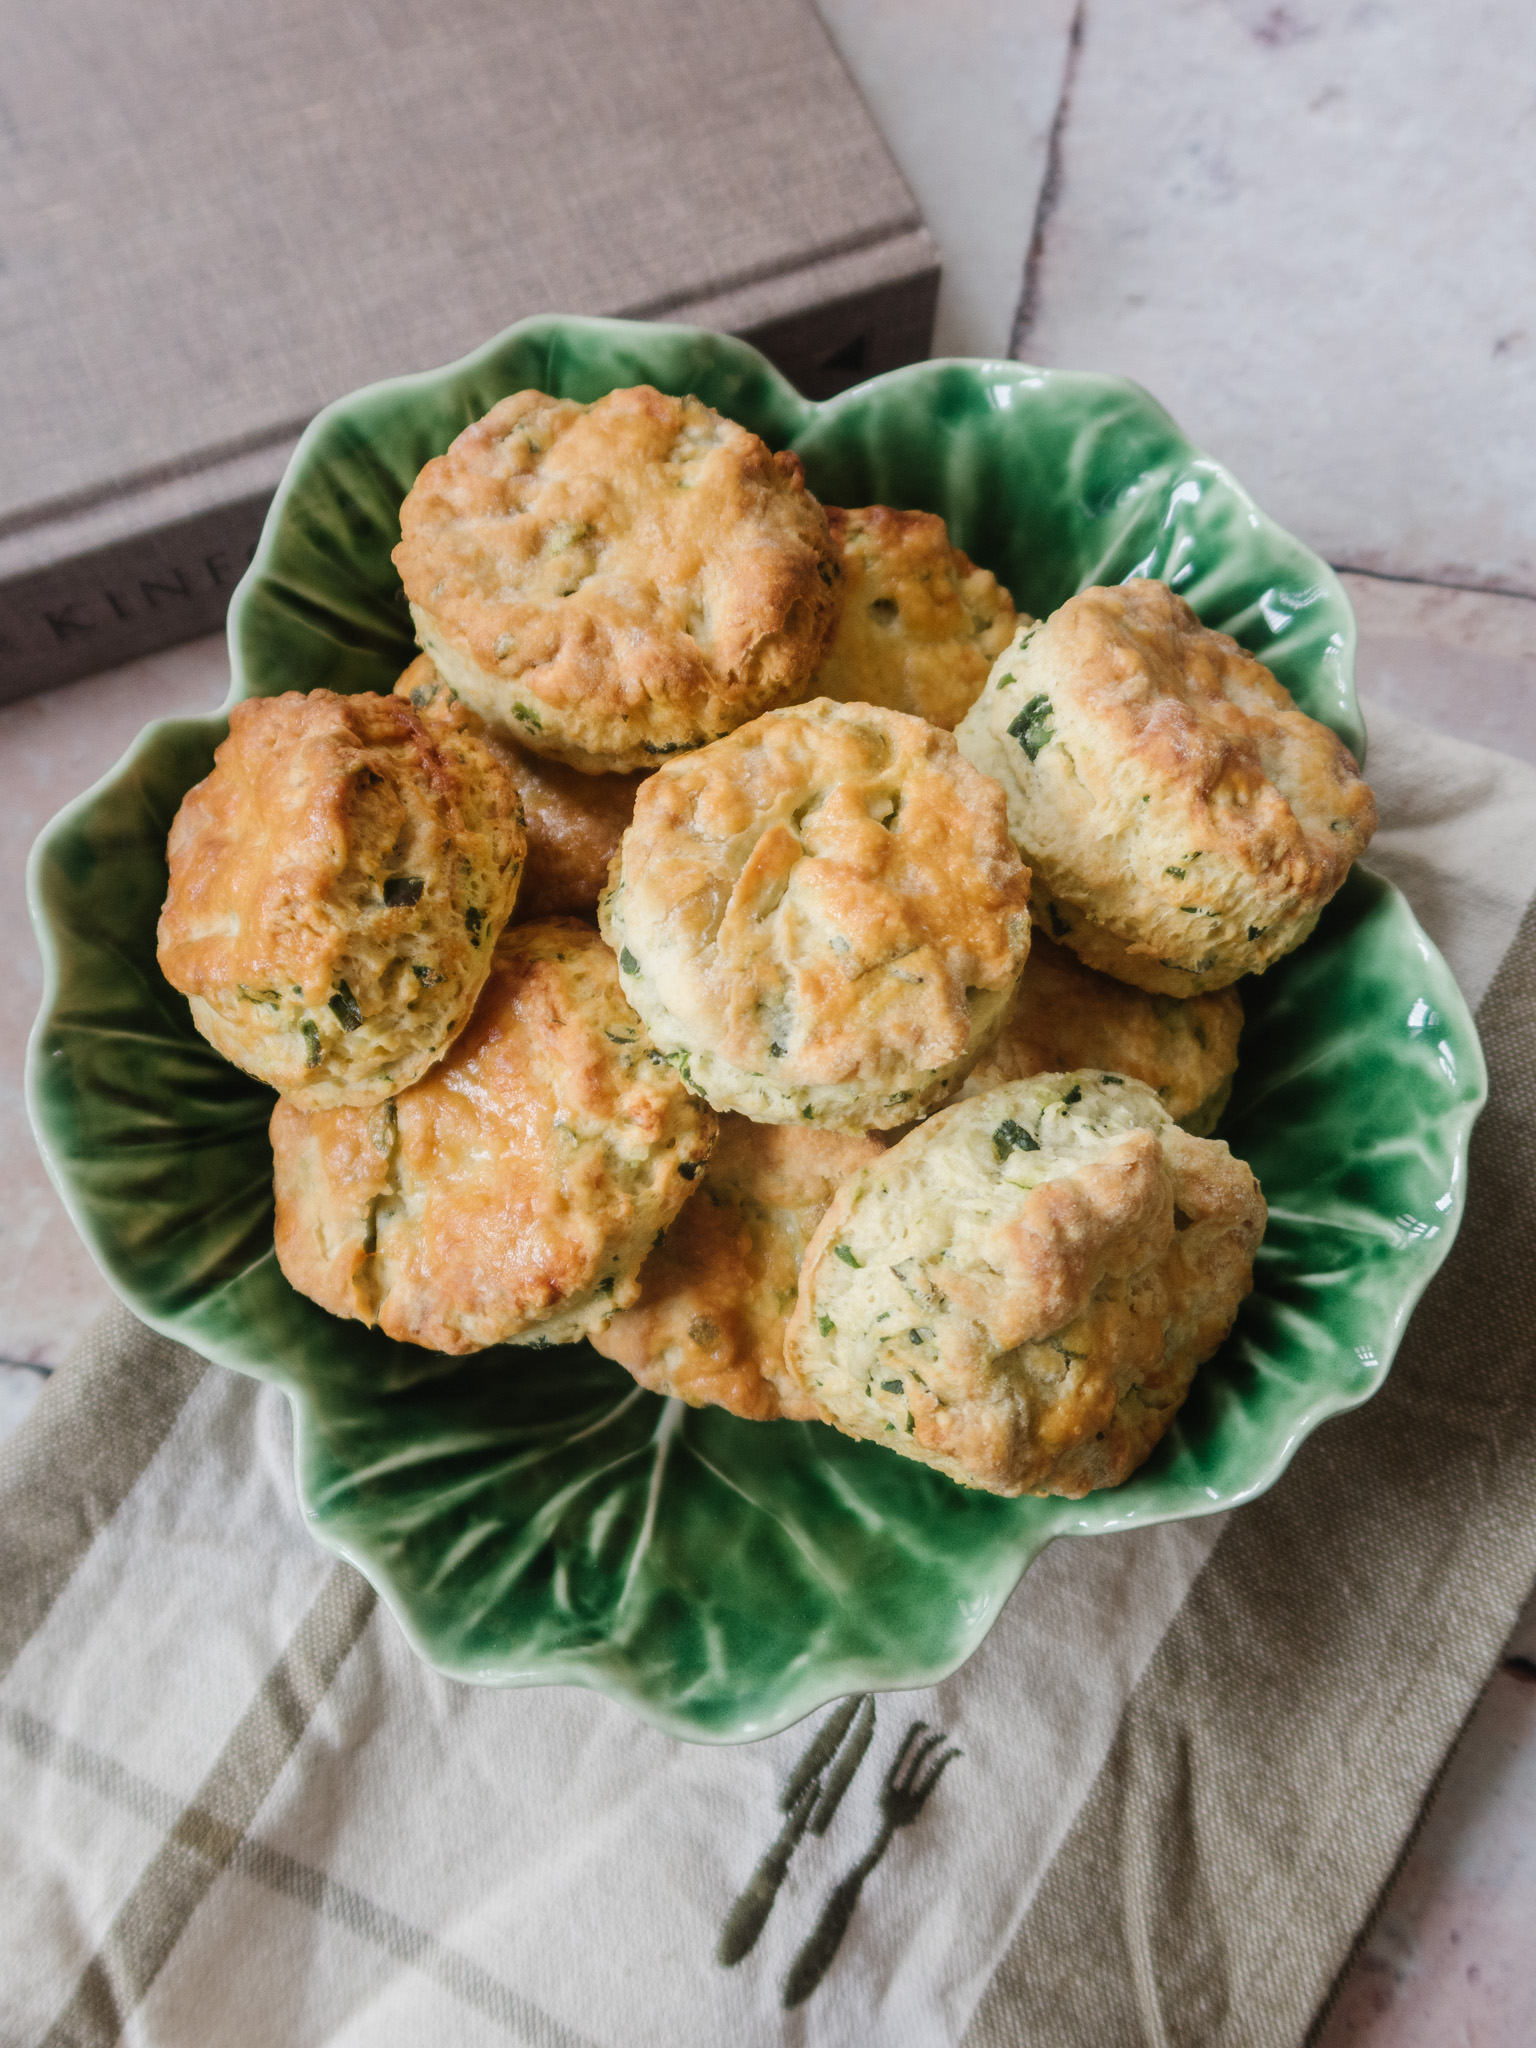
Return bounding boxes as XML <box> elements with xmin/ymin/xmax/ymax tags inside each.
<box><xmin>1339</xmin><ymin>575</ymin><xmax>1536</xmax><ymax>771</ymax></box>
<box><xmin>1318</xmin><ymin>1594</ymin><xmax>1536</xmax><ymax>2047</ymax></box>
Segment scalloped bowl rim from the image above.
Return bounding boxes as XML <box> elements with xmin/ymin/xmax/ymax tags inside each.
<box><xmin>23</xmin><ymin>316</ymin><xmax>1486</xmax><ymax>1740</ymax></box>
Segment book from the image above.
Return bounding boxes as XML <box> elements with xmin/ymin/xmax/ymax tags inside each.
<box><xmin>0</xmin><ymin>0</ymin><xmax>937</xmax><ymax>701</ymax></box>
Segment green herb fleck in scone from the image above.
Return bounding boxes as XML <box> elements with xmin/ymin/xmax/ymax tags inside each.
<box><xmin>592</xmin><ymin>1116</ymin><xmax>886</xmax><ymax>1419</ymax></box>
<box><xmin>599</xmin><ymin>699</ymin><xmax>1033</xmax><ymax>1129</ymax></box>
<box><xmin>394</xmin><ymin>654</ymin><xmax>646</xmax><ymax>920</ymax></box>
<box><xmin>955</xmin><ymin>581</ymin><xmax>1377</xmax><ymax>995</ymax></box>
<box><xmin>393</xmin><ymin>385</ymin><xmax>841</xmax><ymax>774</ymax></box>
<box><xmin>157</xmin><ymin>689</ymin><xmax>525</xmax><ymax>1110</ymax></box>
<box><xmin>271</xmin><ymin>919</ymin><xmax>717</xmax><ymax>1352</ymax></box>
<box><xmin>959</xmin><ymin>933</ymin><xmax>1242</xmax><ymax>1134</ymax></box>
<box><xmin>809</xmin><ymin>504</ymin><xmax>1019</xmax><ymax>730</ymax></box>
<box><xmin>782</xmin><ymin>1073</ymin><xmax>1265</xmax><ymax>1497</ymax></box>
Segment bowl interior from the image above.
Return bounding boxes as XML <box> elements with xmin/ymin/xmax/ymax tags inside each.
<box><xmin>28</xmin><ymin>318</ymin><xmax>1481</xmax><ymax>1739</ymax></box>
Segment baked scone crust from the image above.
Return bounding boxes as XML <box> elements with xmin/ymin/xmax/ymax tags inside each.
<box><xmin>811</xmin><ymin>505</ymin><xmax>1018</xmax><ymax>730</ymax></box>
<box><xmin>395</xmin><ymin>655</ymin><xmax>643</xmax><ymax>921</ymax></box>
<box><xmin>782</xmin><ymin>1073</ymin><xmax>1265</xmax><ymax>1498</ymax></box>
<box><xmin>157</xmin><ymin>689</ymin><xmax>524</xmax><ymax>1109</ymax></box>
<box><xmin>956</xmin><ymin>581</ymin><xmax>1378</xmax><ymax>994</ymax></box>
<box><xmin>960</xmin><ymin>933</ymin><xmax>1242</xmax><ymax>1132</ymax></box>
<box><xmin>600</xmin><ymin>698</ymin><xmax>1033</xmax><ymax>1129</ymax></box>
<box><xmin>593</xmin><ymin>1117</ymin><xmax>885</xmax><ymax>1419</ymax></box>
<box><xmin>393</xmin><ymin>385</ymin><xmax>841</xmax><ymax>774</ymax></box>
<box><xmin>272</xmin><ymin>919</ymin><xmax>717</xmax><ymax>1352</ymax></box>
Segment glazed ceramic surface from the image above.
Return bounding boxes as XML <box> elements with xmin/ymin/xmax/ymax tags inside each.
<box><xmin>27</xmin><ymin>318</ymin><xmax>1483</xmax><ymax>1740</ymax></box>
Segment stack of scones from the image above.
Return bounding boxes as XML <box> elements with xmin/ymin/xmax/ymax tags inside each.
<box><xmin>156</xmin><ymin>383</ymin><xmax>1377</xmax><ymax>1499</ymax></box>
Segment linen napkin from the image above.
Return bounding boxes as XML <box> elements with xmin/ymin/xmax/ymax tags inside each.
<box><xmin>3</xmin><ymin>703</ymin><xmax>1535</xmax><ymax>2048</ymax></box>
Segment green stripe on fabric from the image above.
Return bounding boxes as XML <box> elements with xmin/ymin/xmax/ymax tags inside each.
<box><xmin>0</xmin><ymin>1701</ymin><xmax>179</xmax><ymax>1832</ymax></box>
<box><xmin>0</xmin><ymin>1303</ymin><xmax>206</xmax><ymax>1681</ymax></box>
<box><xmin>41</xmin><ymin>1560</ymin><xmax>377</xmax><ymax>2048</ymax></box>
<box><xmin>1</xmin><ymin>1702</ymin><xmax>599</xmax><ymax>2048</ymax></box>
<box><xmin>966</xmin><ymin>896</ymin><xmax>1536</xmax><ymax>2048</ymax></box>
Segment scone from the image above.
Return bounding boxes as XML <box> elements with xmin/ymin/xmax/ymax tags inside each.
<box><xmin>600</xmin><ymin>699</ymin><xmax>1033</xmax><ymax>1129</ymax></box>
<box><xmin>396</xmin><ymin>655</ymin><xmax>643</xmax><ymax>920</ymax></box>
<box><xmin>271</xmin><ymin>919</ymin><xmax>716</xmax><ymax>1352</ymax></box>
<box><xmin>593</xmin><ymin>1118</ymin><xmax>885</xmax><ymax>1420</ymax></box>
<box><xmin>393</xmin><ymin>384</ymin><xmax>841</xmax><ymax>774</ymax></box>
<box><xmin>811</xmin><ymin>505</ymin><xmax>1018</xmax><ymax>730</ymax></box>
<box><xmin>955</xmin><ymin>580</ymin><xmax>1378</xmax><ymax>994</ymax></box>
<box><xmin>960</xmin><ymin>933</ymin><xmax>1242</xmax><ymax>1134</ymax></box>
<box><xmin>782</xmin><ymin>1073</ymin><xmax>1265</xmax><ymax>1498</ymax></box>
<box><xmin>157</xmin><ymin>689</ymin><xmax>524</xmax><ymax>1109</ymax></box>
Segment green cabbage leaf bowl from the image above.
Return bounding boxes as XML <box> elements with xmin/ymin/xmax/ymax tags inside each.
<box><xmin>27</xmin><ymin>317</ymin><xmax>1484</xmax><ymax>1740</ymax></box>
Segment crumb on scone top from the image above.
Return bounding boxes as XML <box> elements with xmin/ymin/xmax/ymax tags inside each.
<box><xmin>600</xmin><ymin>698</ymin><xmax>1033</xmax><ymax>1129</ymax></box>
<box><xmin>395</xmin><ymin>654</ymin><xmax>644</xmax><ymax>921</ymax></box>
<box><xmin>270</xmin><ymin>918</ymin><xmax>717</xmax><ymax>1353</ymax></box>
<box><xmin>593</xmin><ymin>1116</ymin><xmax>885</xmax><ymax>1420</ymax></box>
<box><xmin>960</xmin><ymin>932</ymin><xmax>1243</xmax><ymax>1130</ymax></box>
<box><xmin>955</xmin><ymin>580</ymin><xmax>1378</xmax><ymax>994</ymax></box>
<box><xmin>810</xmin><ymin>505</ymin><xmax>1019</xmax><ymax>731</ymax></box>
<box><xmin>157</xmin><ymin>688</ymin><xmax>524</xmax><ymax>1109</ymax></box>
<box><xmin>782</xmin><ymin>1072</ymin><xmax>1265</xmax><ymax>1498</ymax></box>
<box><xmin>392</xmin><ymin>384</ymin><xmax>842</xmax><ymax>774</ymax></box>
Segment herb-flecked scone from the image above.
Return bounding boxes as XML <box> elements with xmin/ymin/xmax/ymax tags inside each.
<box><xmin>810</xmin><ymin>505</ymin><xmax>1019</xmax><ymax>730</ymax></box>
<box><xmin>593</xmin><ymin>1118</ymin><xmax>886</xmax><ymax>1420</ymax></box>
<box><xmin>782</xmin><ymin>1074</ymin><xmax>1265</xmax><ymax>1498</ymax></box>
<box><xmin>600</xmin><ymin>699</ymin><xmax>1033</xmax><ymax>1129</ymax></box>
<box><xmin>270</xmin><ymin>919</ymin><xmax>717</xmax><ymax>1352</ymax></box>
<box><xmin>395</xmin><ymin>655</ymin><xmax>645</xmax><ymax>920</ymax></box>
<box><xmin>157</xmin><ymin>689</ymin><xmax>524</xmax><ymax>1110</ymax></box>
<box><xmin>960</xmin><ymin>933</ymin><xmax>1243</xmax><ymax>1134</ymax></box>
<box><xmin>955</xmin><ymin>580</ymin><xmax>1378</xmax><ymax>995</ymax></box>
<box><xmin>393</xmin><ymin>385</ymin><xmax>842</xmax><ymax>774</ymax></box>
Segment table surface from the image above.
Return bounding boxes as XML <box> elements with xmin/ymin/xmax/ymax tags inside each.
<box><xmin>5</xmin><ymin>2</ymin><xmax>1536</xmax><ymax>2037</ymax></box>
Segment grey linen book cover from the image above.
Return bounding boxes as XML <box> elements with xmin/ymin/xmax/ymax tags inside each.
<box><xmin>0</xmin><ymin>0</ymin><xmax>937</xmax><ymax>701</ymax></box>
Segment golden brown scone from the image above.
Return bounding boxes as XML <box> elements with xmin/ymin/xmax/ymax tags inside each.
<box><xmin>782</xmin><ymin>1073</ymin><xmax>1265</xmax><ymax>1498</ymax></box>
<box><xmin>955</xmin><ymin>581</ymin><xmax>1378</xmax><ymax>994</ymax></box>
<box><xmin>271</xmin><ymin>919</ymin><xmax>717</xmax><ymax>1352</ymax></box>
<box><xmin>157</xmin><ymin>690</ymin><xmax>524</xmax><ymax>1109</ymax></box>
<box><xmin>395</xmin><ymin>654</ymin><xmax>643</xmax><ymax>920</ymax></box>
<box><xmin>393</xmin><ymin>385</ymin><xmax>841</xmax><ymax>774</ymax></box>
<box><xmin>600</xmin><ymin>699</ymin><xmax>1033</xmax><ymax>1129</ymax></box>
<box><xmin>810</xmin><ymin>505</ymin><xmax>1018</xmax><ymax>730</ymax></box>
<box><xmin>960</xmin><ymin>933</ymin><xmax>1242</xmax><ymax>1133</ymax></box>
<box><xmin>592</xmin><ymin>1118</ymin><xmax>885</xmax><ymax>1420</ymax></box>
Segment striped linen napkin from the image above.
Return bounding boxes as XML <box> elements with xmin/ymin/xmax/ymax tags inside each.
<box><xmin>3</xmin><ymin>702</ymin><xmax>1535</xmax><ymax>2048</ymax></box>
